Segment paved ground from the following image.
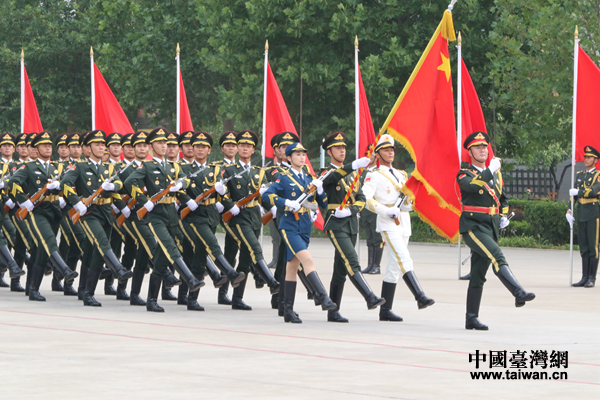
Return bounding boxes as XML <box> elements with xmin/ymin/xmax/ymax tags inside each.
<box><xmin>1</xmin><ymin>235</ymin><xmax>598</xmax><ymax>399</ymax></box>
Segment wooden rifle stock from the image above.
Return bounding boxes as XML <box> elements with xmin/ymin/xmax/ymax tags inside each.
<box><xmin>136</xmin><ymin>183</ymin><xmax>175</xmax><ymax>220</ymax></box>
<box><xmin>261</xmin><ymin>210</ymin><xmax>274</xmax><ymax>226</ymax></box>
<box><xmin>70</xmin><ymin>185</ymin><xmax>106</xmax><ymax>224</ymax></box>
<box><xmin>294</xmin><ymin>186</ymin><xmax>317</xmax><ymax>221</ymax></box>
<box><xmin>116</xmin><ymin>197</ymin><xmax>137</xmax><ymax>227</ymax></box>
<box><xmin>222</xmin><ymin>190</ymin><xmax>261</xmax><ymax>224</ymax></box>
<box><xmin>181</xmin><ymin>186</ymin><xmax>217</xmax><ymax>220</ymax></box>
<box><xmin>17</xmin><ymin>183</ymin><xmax>49</xmax><ymax>221</ymax></box>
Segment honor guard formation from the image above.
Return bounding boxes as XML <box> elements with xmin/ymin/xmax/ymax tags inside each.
<box><xmin>3</xmin><ymin>127</ymin><xmax>594</xmax><ymax>329</ymax></box>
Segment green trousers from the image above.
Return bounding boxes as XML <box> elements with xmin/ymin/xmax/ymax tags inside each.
<box><xmin>223</xmin><ymin>222</ymin><xmax>263</xmax><ymax>274</ymax></box>
<box><xmin>577</xmin><ymin>218</ymin><xmax>599</xmax><ymax>259</ymax></box>
<box><xmin>462</xmin><ymin>228</ymin><xmax>507</xmax><ymax>288</ymax></box>
<box><xmin>327</xmin><ymin>229</ymin><xmax>360</xmax><ymax>284</ymax></box>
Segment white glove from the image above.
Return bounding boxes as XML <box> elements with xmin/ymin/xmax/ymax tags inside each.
<box><xmin>310</xmin><ymin>210</ymin><xmax>318</xmax><ymax>222</ymax></box>
<box><xmin>229</xmin><ymin>205</ymin><xmax>240</xmax><ymax>216</ymax></box>
<box><xmin>74</xmin><ymin>201</ymin><xmax>87</xmax><ymax>215</ymax></box>
<box><xmin>488</xmin><ymin>158</ymin><xmax>501</xmax><ymax>173</ymax></box>
<box><xmin>111</xmin><ymin>204</ymin><xmax>121</xmax><ymax>214</ymax></box>
<box><xmin>143</xmin><ymin>201</ymin><xmax>154</xmax><ymax>213</ymax></box>
<box><xmin>0</xmin><ymin>181</ymin><xmax>4</xmax><ymax>189</ymax></box>
<box><xmin>259</xmin><ymin>184</ymin><xmax>268</xmax><ymax>195</ymax></box>
<box><xmin>352</xmin><ymin>157</ymin><xmax>371</xmax><ymax>170</ymax></box>
<box><xmin>186</xmin><ymin>199</ymin><xmax>198</xmax><ymax>212</ymax></box>
<box><xmin>46</xmin><ymin>180</ymin><xmax>60</xmax><ymax>190</ymax></box>
<box><xmin>399</xmin><ymin>201</ymin><xmax>413</xmax><ymax>212</ymax></box>
<box><xmin>58</xmin><ymin>197</ymin><xmax>66</xmax><ymax>209</ymax></box>
<box><xmin>20</xmin><ymin>199</ymin><xmax>34</xmax><ymax>212</ymax></box>
<box><xmin>334</xmin><ymin>207</ymin><xmax>352</xmax><ymax>218</ymax></box>
<box><xmin>386</xmin><ymin>207</ymin><xmax>400</xmax><ymax>219</ymax></box>
<box><xmin>270</xmin><ymin>205</ymin><xmax>277</xmax><ymax>216</ymax></box>
<box><xmin>284</xmin><ymin>199</ymin><xmax>301</xmax><ymax>212</ymax></box>
<box><xmin>102</xmin><ymin>182</ymin><xmax>115</xmax><ymax>191</ymax></box>
<box><xmin>5</xmin><ymin>199</ymin><xmax>15</xmax><ymax>209</ymax></box>
<box><xmin>121</xmin><ymin>207</ymin><xmax>131</xmax><ymax>219</ymax></box>
<box><xmin>311</xmin><ymin>179</ymin><xmax>324</xmax><ymax>195</ymax></box>
<box><xmin>215</xmin><ymin>201</ymin><xmax>224</xmax><ymax>213</ymax></box>
<box><xmin>500</xmin><ymin>216</ymin><xmax>510</xmax><ymax>229</ymax></box>
<box><xmin>215</xmin><ymin>181</ymin><xmax>226</xmax><ymax>195</ymax></box>
<box><xmin>566</xmin><ymin>212</ymin><xmax>575</xmax><ymax>229</ymax></box>
<box><xmin>259</xmin><ymin>205</ymin><xmax>265</xmax><ymax>216</ymax></box>
<box><xmin>170</xmin><ymin>181</ymin><xmax>183</xmax><ymax>192</ymax></box>
<box><xmin>175</xmin><ymin>203</ymin><xmax>180</xmax><ymax>212</ymax></box>
<box><xmin>569</xmin><ymin>188</ymin><xmax>579</xmax><ymax>197</ymax></box>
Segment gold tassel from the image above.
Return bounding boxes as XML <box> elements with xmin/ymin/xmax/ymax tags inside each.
<box><xmin>441</xmin><ymin>10</ymin><xmax>456</xmax><ymax>42</ymax></box>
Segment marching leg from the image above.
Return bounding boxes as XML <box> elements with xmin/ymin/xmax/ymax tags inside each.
<box><xmin>283</xmin><ymin>281</ymin><xmax>301</xmax><ymax>323</ymax></box>
<box><xmin>305</xmin><ymin>271</ymin><xmax>337</xmax><ymax>311</ymax></box>
<box><xmin>28</xmin><ymin>264</ymin><xmax>46</xmax><ymax>302</ymax></box>
<box><xmin>465</xmin><ymin>287</ymin><xmax>488</xmax><ymax>330</ymax></box>
<box><xmin>585</xmin><ymin>258</ymin><xmax>597</xmax><ymax>288</ymax></box>
<box><xmin>496</xmin><ymin>265</ymin><xmax>535</xmax><ymax>307</ymax></box>
<box><xmin>83</xmin><ymin>269</ymin><xmax>102</xmax><ymax>307</ymax></box>
<box><xmin>232</xmin><ymin>275</ymin><xmax>252</xmax><ymax>310</ymax></box>
<box><xmin>146</xmin><ymin>273</ymin><xmax>164</xmax><ymax>312</ymax></box>
<box><xmin>401</xmin><ymin>271</ymin><xmax>435</xmax><ymax>309</ymax></box>
<box><xmin>379</xmin><ymin>281</ymin><xmax>403</xmax><ymax>322</ymax></box>
<box><xmin>572</xmin><ymin>257</ymin><xmax>590</xmax><ymax>287</ymax></box>
<box><xmin>186</xmin><ymin>275</ymin><xmax>205</xmax><ymax>311</ymax></box>
<box><xmin>327</xmin><ymin>281</ymin><xmax>348</xmax><ymax>323</ymax></box>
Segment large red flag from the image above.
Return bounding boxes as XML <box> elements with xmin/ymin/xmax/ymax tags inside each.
<box><xmin>94</xmin><ymin>63</ymin><xmax>133</xmax><ymax>134</ymax></box>
<box><xmin>357</xmin><ymin>65</ymin><xmax>376</xmax><ymax>157</ymax></box>
<box><xmin>22</xmin><ymin>66</ymin><xmax>43</xmax><ymax>133</ymax></box>
<box><xmin>576</xmin><ymin>46</ymin><xmax>600</xmax><ymax>161</ymax></box>
<box><xmin>179</xmin><ymin>71</ymin><xmax>194</xmax><ymax>132</ymax></box>
<box><xmin>460</xmin><ymin>60</ymin><xmax>494</xmax><ymax>165</ymax></box>
<box><xmin>382</xmin><ymin>13</ymin><xmax>460</xmax><ymax>242</ymax></box>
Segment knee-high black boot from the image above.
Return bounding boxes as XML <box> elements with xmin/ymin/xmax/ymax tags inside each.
<box><xmin>232</xmin><ymin>275</ymin><xmax>252</xmax><ymax>310</ymax></box>
<box><xmin>214</xmin><ymin>255</ymin><xmax>245</xmax><ymax>288</ymax></box>
<box><xmin>218</xmin><ymin>281</ymin><xmax>232</xmax><ymax>305</ymax></box>
<box><xmin>402</xmin><ymin>271</ymin><xmax>435</xmax><ymax>309</ymax></box>
<box><xmin>102</xmin><ymin>249</ymin><xmax>133</xmax><ymax>281</ymax></box>
<box><xmin>172</xmin><ymin>258</ymin><xmax>204</xmax><ymax>292</ymax></box>
<box><xmin>78</xmin><ymin>264</ymin><xmax>88</xmax><ymax>300</ymax></box>
<box><xmin>187</xmin><ymin>275</ymin><xmax>204</xmax><ymax>311</ymax></box>
<box><xmin>283</xmin><ymin>281</ymin><xmax>301</xmax><ymax>323</ymax></box>
<box><xmin>585</xmin><ymin>258</ymin><xmax>598</xmax><ymax>288</ymax></box>
<box><xmin>298</xmin><ymin>267</ymin><xmax>319</xmax><ymax>305</ymax></box>
<box><xmin>379</xmin><ymin>281</ymin><xmax>402</xmax><ymax>321</ymax></box>
<box><xmin>63</xmin><ymin>259</ymin><xmax>78</xmax><ymax>296</ymax></box>
<box><xmin>361</xmin><ymin>245</ymin><xmax>376</xmax><ymax>274</ymax></box>
<box><xmin>372</xmin><ymin>245</ymin><xmax>383</xmax><ymax>274</ymax></box>
<box><xmin>465</xmin><ymin>287</ymin><xmax>488</xmax><ymax>330</ymax></box>
<box><xmin>146</xmin><ymin>274</ymin><xmax>165</xmax><ymax>312</ymax></box>
<box><xmin>0</xmin><ymin>245</ymin><xmax>26</xmax><ymax>279</ymax></box>
<box><xmin>177</xmin><ymin>281</ymin><xmax>188</xmax><ymax>305</ymax></box>
<box><xmin>350</xmin><ymin>272</ymin><xmax>386</xmax><ymax>309</ymax></box>
<box><xmin>572</xmin><ymin>257</ymin><xmax>590</xmax><ymax>287</ymax></box>
<box><xmin>116</xmin><ymin>277</ymin><xmax>130</xmax><ymax>300</ymax></box>
<box><xmin>327</xmin><ymin>281</ymin><xmax>348</xmax><ymax>323</ymax></box>
<box><xmin>253</xmin><ymin>259</ymin><xmax>280</xmax><ymax>295</ymax></box>
<box><xmin>49</xmin><ymin>251</ymin><xmax>78</xmax><ymax>282</ymax></box>
<box><xmin>0</xmin><ymin>272</ymin><xmax>8</xmax><ymax>288</ymax></box>
<box><xmin>28</xmin><ymin>264</ymin><xmax>46</xmax><ymax>301</ymax></box>
<box><xmin>83</xmin><ymin>269</ymin><xmax>102</xmax><ymax>307</ymax></box>
<box><xmin>205</xmin><ymin>256</ymin><xmax>228</xmax><ymax>288</ymax></box>
<box><xmin>130</xmin><ymin>265</ymin><xmax>146</xmax><ymax>306</ymax></box>
<box><xmin>104</xmin><ymin>274</ymin><xmax>116</xmax><ymax>295</ymax></box>
<box><xmin>496</xmin><ymin>265</ymin><xmax>535</xmax><ymax>307</ymax></box>
<box><xmin>305</xmin><ymin>271</ymin><xmax>336</xmax><ymax>311</ymax></box>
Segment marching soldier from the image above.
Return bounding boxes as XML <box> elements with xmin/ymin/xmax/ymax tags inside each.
<box><xmin>458</xmin><ymin>131</ymin><xmax>535</xmax><ymax>330</ymax></box>
<box><xmin>215</xmin><ymin>129</ymin><xmax>280</xmax><ymax>310</ymax></box>
<box><xmin>56</xmin><ymin>133</ymin><xmax>71</xmax><ymax>162</ymax></box>
<box><xmin>166</xmin><ymin>132</ymin><xmax>180</xmax><ymax>162</ymax></box>
<box><xmin>15</xmin><ymin>133</ymin><xmax>29</xmax><ymax>162</ymax></box>
<box><xmin>320</xmin><ymin>132</ymin><xmax>385</xmax><ymax>323</ymax></box>
<box><xmin>52</xmin><ymin>133</ymin><xmax>71</xmax><ymax>292</ymax></box>
<box><xmin>567</xmin><ymin>145</ymin><xmax>600</xmax><ymax>288</ymax></box>
<box><xmin>104</xmin><ymin>131</ymin><xmax>123</xmax><ymax>296</ymax></box>
<box><xmin>8</xmin><ymin>132</ymin><xmax>78</xmax><ymax>301</ymax></box>
<box><xmin>362</xmin><ymin>135</ymin><xmax>435</xmax><ymax>321</ymax></box>
<box><xmin>360</xmin><ymin>147</ymin><xmax>384</xmax><ymax>275</ymax></box>
<box><xmin>123</xmin><ymin>127</ymin><xmax>202</xmax><ymax>312</ymax></box>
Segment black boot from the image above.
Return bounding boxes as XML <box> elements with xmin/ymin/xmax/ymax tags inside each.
<box><xmin>465</xmin><ymin>287</ymin><xmax>488</xmax><ymax>330</ymax></box>
<box><xmin>116</xmin><ymin>279</ymin><xmax>130</xmax><ymax>300</ymax></box>
<box><xmin>187</xmin><ymin>276</ymin><xmax>205</xmax><ymax>311</ymax></box>
<box><xmin>0</xmin><ymin>245</ymin><xmax>26</xmax><ymax>279</ymax></box>
<box><xmin>163</xmin><ymin>267</ymin><xmax>182</xmax><ymax>288</ymax></box>
<box><xmin>173</xmin><ymin>258</ymin><xmax>204</xmax><ymax>293</ymax></box>
<box><xmin>28</xmin><ymin>264</ymin><xmax>46</xmax><ymax>301</ymax></box>
<box><xmin>283</xmin><ymin>281</ymin><xmax>302</xmax><ymax>323</ymax></box>
<box><xmin>104</xmin><ymin>275</ymin><xmax>116</xmax><ymax>295</ymax></box>
<box><xmin>270</xmin><ymin>293</ymin><xmax>279</xmax><ymax>309</ymax></box>
<box><xmin>99</xmin><ymin>267</ymin><xmax>112</xmax><ymax>280</ymax></box>
<box><xmin>497</xmin><ymin>265</ymin><xmax>535</xmax><ymax>307</ymax></box>
<box><xmin>83</xmin><ymin>269</ymin><xmax>102</xmax><ymax>307</ymax></box>
<box><xmin>251</xmin><ymin>264</ymin><xmax>265</xmax><ymax>289</ymax></box>
<box><xmin>146</xmin><ymin>274</ymin><xmax>165</xmax><ymax>312</ymax></box>
<box><xmin>305</xmin><ymin>271</ymin><xmax>337</xmax><ymax>311</ymax></box>
<box><xmin>102</xmin><ymin>249</ymin><xmax>133</xmax><ymax>281</ymax></box>
<box><xmin>371</xmin><ymin>245</ymin><xmax>383</xmax><ymax>274</ymax></box>
<box><xmin>350</xmin><ymin>272</ymin><xmax>386</xmax><ymax>309</ymax></box>
<box><xmin>214</xmin><ymin>254</ymin><xmax>245</xmax><ymax>288</ymax></box>
<box><xmin>232</xmin><ymin>276</ymin><xmax>252</xmax><ymax>310</ymax></box>
<box><xmin>379</xmin><ymin>281</ymin><xmax>403</xmax><ymax>321</ymax></box>
<box><xmin>585</xmin><ymin>258</ymin><xmax>598</xmax><ymax>288</ymax></box>
<box><xmin>177</xmin><ymin>281</ymin><xmax>188</xmax><ymax>305</ymax></box>
<box><xmin>573</xmin><ymin>257</ymin><xmax>590</xmax><ymax>287</ymax></box>
<box><xmin>361</xmin><ymin>245</ymin><xmax>376</xmax><ymax>274</ymax></box>
<box><xmin>459</xmin><ymin>272</ymin><xmax>471</xmax><ymax>280</ymax></box>
<box><xmin>298</xmin><ymin>268</ymin><xmax>319</xmax><ymax>306</ymax></box>
<box><xmin>78</xmin><ymin>263</ymin><xmax>88</xmax><ymax>300</ymax></box>
<box><xmin>25</xmin><ymin>257</ymin><xmax>34</xmax><ymax>296</ymax></box>
<box><xmin>278</xmin><ymin>273</ymin><xmax>285</xmax><ymax>317</ymax></box>
<box><xmin>402</xmin><ymin>271</ymin><xmax>435</xmax><ymax>309</ymax></box>
<box><xmin>206</xmin><ymin>256</ymin><xmax>228</xmax><ymax>288</ymax></box>
<box><xmin>63</xmin><ymin>259</ymin><xmax>78</xmax><ymax>296</ymax></box>
<box><xmin>130</xmin><ymin>266</ymin><xmax>146</xmax><ymax>306</ymax></box>
<box><xmin>49</xmin><ymin>251</ymin><xmax>78</xmax><ymax>282</ymax></box>
<box><xmin>0</xmin><ymin>272</ymin><xmax>8</xmax><ymax>288</ymax></box>
<box><xmin>51</xmin><ymin>271</ymin><xmax>64</xmax><ymax>292</ymax></box>
<box><xmin>327</xmin><ymin>281</ymin><xmax>348</xmax><ymax>323</ymax></box>
<box><xmin>218</xmin><ymin>282</ymin><xmax>232</xmax><ymax>305</ymax></box>
<box><xmin>253</xmin><ymin>259</ymin><xmax>280</xmax><ymax>295</ymax></box>
<box><xmin>161</xmin><ymin>282</ymin><xmax>177</xmax><ymax>300</ymax></box>
<box><xmin>11</xmin><ymin>277</ymin><xmax>25</xmax><ymax>292</ymax></box>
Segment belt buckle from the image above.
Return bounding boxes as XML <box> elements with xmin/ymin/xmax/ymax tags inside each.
<box><xmin>489</xmin><ymin>206</ymin><xmax>497</xmax><ymax>216</ymax></box>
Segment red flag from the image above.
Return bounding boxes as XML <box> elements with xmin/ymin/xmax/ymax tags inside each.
<box><xmin>22</xmin><ymin>66</ymin><xmax>43</xmax><ymax>133</ymax></box>
<box><xmin>460</xmin><ymin>60</ymin><xmax>494</xmax><ymax>165</ymax></box>
<box><xmin>382</xmin><ymin>14</ymin><xmax>460</xmax><ymax>242</ymax></box>
<box><xmin>576</xmin><ymin>46</ymin><xmax>600</xmax><ymax>161</ymax></box>
<box><xmin>179</xmin><ymin>71</ymin><xmax>194</xmax><ymax>132</ymax></box>
<box><xmin>264</xmin><ymin>63</ymin><xmax>296</xmax><ymax>159</ymax></box>
<box><xmin>94</xmin><ymin>63</ymin><xmax>133</xmax><ymax>134</ymax></box>
<box><xmin>357</xmin><ymin>65</ymin><xmax>376</xmax><ymax>158</ymax></box>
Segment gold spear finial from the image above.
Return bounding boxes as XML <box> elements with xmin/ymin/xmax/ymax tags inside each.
<box><xmin>458</xmin><ymin>31</ymin><xmax>462</xmax><ymax>46</ymax></box>
<box><xmin>177</xmin><ymin>43</ymin><xmax>180</xmax><ymax>56</ymax></box>
<box><xmin>575</xmin><ymin>25</ymin><xmax>579</xmax><ymax>40</ymax></box>
<box><xmin>21</xmin><ymin>49</ymin><xmax>24</xmax><ymax>60</ymax></box>
<box><xmin>90</xmin><ymin>46</ymin><xmax>94</xmax><ymax>57</ymax></box>
<box><xmin>355</xmin><ymin>36</ymin><xmax>359</xmax><ymax>49</ymax></box>
<box><xmin>265</xmin><ymin>40</ymin><xmax>269</xmax><ymax>52</ymax></box>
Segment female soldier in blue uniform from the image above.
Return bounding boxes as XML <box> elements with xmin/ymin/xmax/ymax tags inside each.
<box><xmin>262</xmin><ymin>142</ymin><xmax>337</xmax><ymax>323</ymax></box>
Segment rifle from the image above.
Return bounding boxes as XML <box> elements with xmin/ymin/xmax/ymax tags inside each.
<box><xmin>112</xmin><ymin>194</ymin><xmax>131</xmax><ymax>217</ymax></box>
<box><xmin>116</xmin><ymin>193</ymin><xmax>143</xmax><ymax>227</ymax></box>
<box><xmin>136</xmin><ymin>167</ymin><xmax>204</xmax><ymax>220</ymax></box>
<box><xmin>391</xmin><ymin>193</ymin><xmax>408</xmax><ymax>226</ymax></box>
<box><xmin>69</xmin><ymin>164</ymin><xmax>128</xmax><ymax>224</ymax></box>
<box><xmin>180</xmin><ymin>164</ymin><xmax>252</xmax><ymax>220</ymax></box>
<box><xmin>291</xmin><ymin>168</ymin><xmax>335</xmax><ymax>221</ymax></box>
<box><xmin>222</xmin><ymin>183</ymin><xmax>273</xmax><ymax>224</ymax></box>
<box><xmin>17</xmin><ymin>164</ymin><xmax>76</xmax><ymax>221</ymax></box>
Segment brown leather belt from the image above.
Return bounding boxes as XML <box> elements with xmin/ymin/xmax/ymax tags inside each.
<box><xmin>463</xmin><ymin>205</ymin><xmax>498</xmax><ymax>216</ymax></box>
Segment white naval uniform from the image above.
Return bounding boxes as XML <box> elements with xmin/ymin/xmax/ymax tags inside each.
<box><xmin>362</xmin><ymin>165</ymin><xmax>414</xmax><ymax>284</ymax></box>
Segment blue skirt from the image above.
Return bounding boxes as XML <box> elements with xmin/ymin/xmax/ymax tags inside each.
<box><xmin>280</xmin><ymin>229</ymin><xmax>310</xmax><ymax>262</ymax></box>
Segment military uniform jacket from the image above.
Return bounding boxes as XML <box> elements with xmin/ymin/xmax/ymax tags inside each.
<box><xmin>321</xmin><ymin>163</ymin><xmax>365</xmax><ymax>234</ymax></box>
<box><xmin>457</xmin><ymin>165</ymin><xmax>508</xmax><ymax>239</ymax></box>
<box><xmin>221</xmin><ymin>162</ymin><xmax>266</xmax><ymax>230</ymax></box>
<box><xmin>0</xmin><ymin>161</ymin><xmax>12</xmax><ymax>220</ymax></box>
<box><xmin>362</xmin><ymin>166</ymin><xmax>412</xmax><ymax>236</ymax></box>
<box><xmin>2</xmin><ymin>159</ymin><xmax>26</xmax><ymax>218</ymax></box>
<box><xmin>122</xmin><ymin>159</ymin><xmax>189</xmax><ymax>228</ymax></box>
<box><xmin>262</xmin><ymin>169</ymin><xmax>327</xmax><ymax>234</ymax></box>
<box><xmin>179</xmin><ymin>161</ymin><xmax>222</xmax><ymax>228</ymax></box>
<box><xmin>8</xmin><ymin>159</ymin><xmax>65</xmax><ymax>220</ymax></box>
<box><xmin>573</xmin><ymin>168</ymin><xmax>600</xmax><ymax>222</ymax></box>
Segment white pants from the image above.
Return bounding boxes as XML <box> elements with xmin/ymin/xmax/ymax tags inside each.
<box><xmin>381</xmin><ymin>230</ymin><xmax>413</xmax><ymax>283</ymax></box>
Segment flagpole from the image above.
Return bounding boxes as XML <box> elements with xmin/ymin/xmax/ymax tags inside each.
<box><xmin>355</xmin><ymin>36</ymin><xmax>361</xmax><ymax>256</ymax></box>
<box><xmin>261</xmin><ymin>40</ymin><xmax>268</xmax><ymax>168</ymax></box>
<box><xmin>569</xmin><ymin>26</ymin><xmax>579</xmax><ymax>287</ymax></box>
<box><xmin>91</xmin><ymin>47</ymin><xmax>95</xmax><ymax>130</ymax></box>
<box><xmin>20</xmin><ymin>50</ymin><xmax>24</xmax><ymax>133</ymax></box>
<box><xmin>456</xmin><ymin>32</ymin><xmax>463</xmax><ymax>279</ymax></box>
<box><xmin>176</xmin><ymin>43</ymin><xmax>181</xmax><ymax>134</ymax></box>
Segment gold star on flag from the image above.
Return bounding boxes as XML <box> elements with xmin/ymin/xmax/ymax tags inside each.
<box><xmin>437</xmin><ymin>52</ymin><xmax>451</xmax><ymax>82</ymax></box>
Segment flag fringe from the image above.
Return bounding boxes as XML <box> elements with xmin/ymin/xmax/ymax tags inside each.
<box><xmin>441</xmin><ymin>11</ymin><xmax>456</xmax><ymax>42</ymax></box>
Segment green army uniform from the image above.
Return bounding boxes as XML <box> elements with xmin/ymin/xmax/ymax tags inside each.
<box><xmin>459</xmin><ymin>131</ymin><xmax>535</xmax><ymax>330</ymax></box>
<box><xmin>123</xmin><ymin>127</ymin><xmax>202</xmax><ymax>312</ymax></box>
<box><xmin>571</xmin><ymin>145</ymin><xmax>600</xmax><ymax>288</ymax></box>
<box><xmin>60</xmin><ymin>129</ymin><xmax>133</xmax><ymax>307</ymax></box>
<box><xmin>320</xmin><ymin>131</ymin><xmax>385</xmax><ymax>323</ymax></box>
<box><xmin>8</xmin><ymin>132</ymin><xmax>78</xmax><ymax>302</ymax></box>
<box><xmin>220</xmin><ymin>129</ymin><xmax>280</xmax><ymax>310</ymax></box>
